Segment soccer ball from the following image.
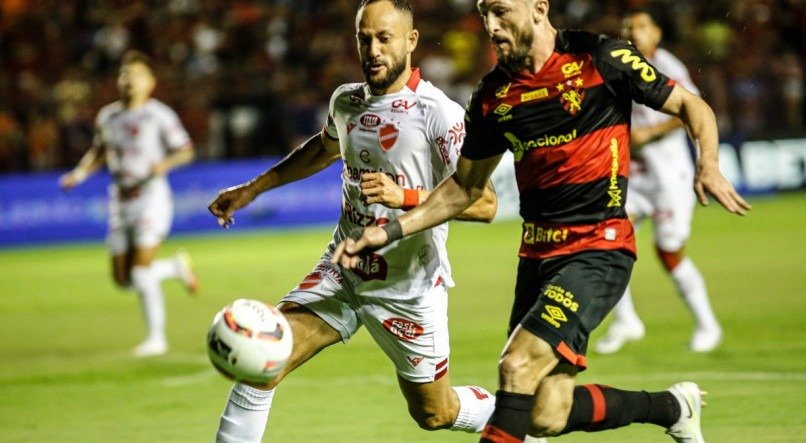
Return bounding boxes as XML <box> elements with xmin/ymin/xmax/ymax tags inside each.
<box><xmin>207</xmin><ymin>299</ymin><xmax>293</xmax><ymax>384</ymax></box>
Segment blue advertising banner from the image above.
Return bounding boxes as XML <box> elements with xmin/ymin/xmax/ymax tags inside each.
<box><xmin>0</xmin><ymin>159</ymin><xmax>343</xmax><ymax>247</ymax></box>
<box><xmin>1</xmin><ymin>137</ymin><xmax>804</xmax><ymax>247</ymax></box>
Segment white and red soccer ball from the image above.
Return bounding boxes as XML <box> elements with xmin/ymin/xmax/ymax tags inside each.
<box><xmin>207</xmin><ymin>299</ymin><xmax>293</xmax><ymax>384</ymax></box>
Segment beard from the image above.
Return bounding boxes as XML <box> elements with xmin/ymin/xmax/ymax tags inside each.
<box><xmin>496</xmin><ymin>28</ymin><xmax>534</xmax><ymax>73</ymax></box>
<box><xmin>362</xmin><ymin>53</ymin><xmax>408</xmax><ymax>91</ymax></box>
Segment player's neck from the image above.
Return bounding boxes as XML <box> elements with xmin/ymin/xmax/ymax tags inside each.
<box><xmin>123</xmin><ymin>96</ymin><xmax>150</xmax><ymax>109</ymax></box>
<box><xmin>368</xmin><ymin>66</ymin><xmax>412</xmax><ymax>96</ymax></box>
<box><xmin>526</xmin><ymin>26</ymin><xmax>557</xmax><ymax>73</ymax></box>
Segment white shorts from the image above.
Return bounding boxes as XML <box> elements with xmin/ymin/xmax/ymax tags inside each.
<box><xmin>628</xmin><ymin>165</ymin><xmax>695</xmax><ymax>252</ymax></box>
<box><xmin>282</xmin><ymin>256</ymin><xmax>451</xmax><ymax>383</ymax></box>
<box><xmin>106</xmin><ymin>181</ymin><xmax>173</xmax><ymax>255</ymax></box>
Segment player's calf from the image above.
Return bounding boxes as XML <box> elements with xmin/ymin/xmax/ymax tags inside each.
<box><xmin>408</xmin><ymin>402</ymin><xmax>457</xmax><ymax>431</ymax></box>
<box><xmin>528</xmin><ymin>395</ymin><xmax>573</xmax><ymax>437</ymax></box>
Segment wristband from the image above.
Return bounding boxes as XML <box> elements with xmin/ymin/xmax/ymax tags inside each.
<box><xmin>401</xmin><ymin>189</ymin><xmax>419</xmax><ymax>210</ymax></box>
<box><xmin>381</xmin><ymin>219</ymin><xmax>403</xmax><ymax>244</ymax></box>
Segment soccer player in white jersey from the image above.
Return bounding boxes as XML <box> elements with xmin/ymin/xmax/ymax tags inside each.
<box><xmin>595</xmin><ymin>8</ymin><xmax>723</xmax><ymax>354</ymax></box>
<box><xmin>206</xmin><ymin>1</ymin><xmax>499</xmax><ymax>441</ymax></box>
<box><xmin>60</xmin><ymin>50</ymin><xmax>199</xmax><ymax>357</ymax></box>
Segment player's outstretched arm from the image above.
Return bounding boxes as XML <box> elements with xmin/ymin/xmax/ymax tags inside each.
<box><xmin>660</xmin><ymin>85</ymin><xmax>751</xmax><ymax>215</ymax></box>
<box><xmin>631</xmin><ymin>117</ymin><xmax>684</xmax><ymax>149</ymax></box>
<box><xmin>208</xmin><ymin>131</ymin><xmax>341</xmax><ymax>228</ymax></box>
<box><xmin>333</xmin><ymin>154</ymin><xmax>502</xmax><ymax>268</ymax></box>
<box><xmin>59</xmin><ymin>144</ymin><xmax>106</xmax><ymax>191</ymax></box>
<box><xmin>152</xmin><ymin>143</ymin><xmax>195</xmax><ymax>177</ymax></box>
<box><xmin>359</xmin><ymin>172</ymin><xmax>498</xmax><ymax>222</ymax></box>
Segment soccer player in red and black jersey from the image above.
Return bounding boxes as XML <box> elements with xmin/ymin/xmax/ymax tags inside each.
<box><xmin>334</xmin><ymin>1</ymin><xmax>751</xmax><ymax>442</ymax></box>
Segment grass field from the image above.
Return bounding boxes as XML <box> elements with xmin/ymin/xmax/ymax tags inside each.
<box><xmin>1</xmin><ymin>192</ymin><xmax>805</xmax><ymax>442</ymax></box>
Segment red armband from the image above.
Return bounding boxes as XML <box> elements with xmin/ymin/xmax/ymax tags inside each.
<box><xmin>401</xmin><ymin>189</ymin><xmax>419</xmax><ymax>210</ymax></box>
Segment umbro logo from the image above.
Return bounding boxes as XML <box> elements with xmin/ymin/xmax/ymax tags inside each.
<box><xmin>541</xmin><ymin>305</ymin><xmax>568</xmax><ymax>328</ymax></box>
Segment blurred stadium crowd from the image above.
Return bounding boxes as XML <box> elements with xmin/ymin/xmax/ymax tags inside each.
<box><xmin>0</xmin><ymin>0</ymin><xmax>803</xmax><ymax>173</ymax></box>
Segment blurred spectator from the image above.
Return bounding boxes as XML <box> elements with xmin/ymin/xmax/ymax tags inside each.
<box><xmin>0</xmin><ymin>105</ymin><xmax>25</xmax><ymax>172</ymax></box>
<box><xmin>0</xmin><ymin>0</ymin><xmax>802</xmax><ymax>173</ymax></box>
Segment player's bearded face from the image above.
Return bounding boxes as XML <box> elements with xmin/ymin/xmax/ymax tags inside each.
<box><xmin>361</xmin><ymin>46</ymin><xmax>408</xmax><ymax>91</ymax></box>
<box><xmin>495</xmin><ymin>24</ymin><xmax>534</xmax><ymax>73</ymax></box>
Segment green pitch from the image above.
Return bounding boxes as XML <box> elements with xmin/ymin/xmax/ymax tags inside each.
<box><xmin>1</xmin><ymin>193</ymin><xmax>804</xmax><ymax>442</ymax></box>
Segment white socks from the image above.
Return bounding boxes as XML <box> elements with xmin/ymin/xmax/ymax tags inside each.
<box><xmin>150</xmin><ymin>257</ymin><xmax>181</xmax><ymax>281</ymax></box>
<box><xmin>672</xmin><ymin>258</ymin><xmax>720</xmax><ymax>330</ymax></box>
<box><xmin>130</xmin><ymin>265</ymin><xmax>165</xmax><ymax>344</ymax></box>
<box><xmin>215</xmin><ymin>383</ymin><xmax>490</xmax><ymax>440</ymax></box>
<box><xmin>612</xmin><ymin>257</ymin><xmax>720</xmax><ymax>332</ymax></box>
<box><xmin>450</xmin><ymin>386</ymin><xmax>496</xmax><ymax>433</ymax></box>
<box><xmin>217</xmin><ymin>383</ymin><xmax>274</xmax><ymax>443</ymax></box>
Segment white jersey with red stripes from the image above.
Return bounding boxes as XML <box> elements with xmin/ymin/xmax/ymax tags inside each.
<box><xmin>96</xmin><ymin>98</ymin><xmax>192</xmax><ymax>189</ymax></box>
<box><xmin>628</xmin><ymin>48</ymin><xmax>701</xmax><ymax>251</ymax></box>
<box><xmin>324</xmin><ymin>68</ymin><xmax>466</xmax><ymax>300</ymax></box>
<box><xmin>95</xmin><ymin>98</ymin><xmax>192</xmax><ymax>253</ymax></box>
<box><xmin>630</xmin><ymin>47</ymin><xmax>700</xmax><ymax>184</ymax></box>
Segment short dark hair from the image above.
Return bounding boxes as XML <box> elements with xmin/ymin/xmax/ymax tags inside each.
<box><xmin>625</xmin><ymin>6</ymin><xmax>677</xmax><ymax>43</ymax></box>
<box><xmin>121</xmin><ymin>50</ymin><xmax>153</xmax><ymax>70</ymax></box>
<box><xmin>357</xmin><ymin>0</ymin><xmax>413</xmax><ymax>20</ymax></box>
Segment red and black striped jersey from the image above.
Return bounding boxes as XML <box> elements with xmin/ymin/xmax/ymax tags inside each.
<box><xmin>462</xmin><ymin>30</ymin><xmax>676</xmax><ymax>259</ymax></box>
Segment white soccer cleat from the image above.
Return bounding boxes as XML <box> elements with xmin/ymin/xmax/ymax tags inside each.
<box><xmin>175</xmin><ymin>249</ymin><xmax>199</xmax><ymax>295</ymax></box>
<box><xmin>594</xmin><ymin>321</ymin><xmax>645</xmax><ymax>354</ymax></box>
<box><xmin>524</xmin><ymin>436</ymin><xmax>549</xmax><ymax>443</ymax></box>
<box><xmin>689</xmin><ymin>326</ymin><xmax>722</xmax><ymax>353</ymax></box>
<box><xmin>666</xmin><ymin>382</ymin><xmax>706</xmax><ymax>443</ymax></box>
<box><xmin>133</xmin><ymin>338</ymin><xmax>168</xmax><ymax>357</ymax></box>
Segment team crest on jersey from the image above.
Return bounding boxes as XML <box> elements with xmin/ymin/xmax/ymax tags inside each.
<box><xmin>556</xmin><ymin>78</ymin><xmax>586</xmax><ymax>115</ymax></box>
<box><xmin>378</xmin><ymin>123</ymin><xmax>399</xmax><ymax>151</ymax></box>
<box><xmin>123</xmin><ymin>122</ymin><xmax>140</xmax><ymax>137</ymax></box>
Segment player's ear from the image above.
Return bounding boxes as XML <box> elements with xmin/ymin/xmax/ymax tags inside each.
<box><xmin>533</xmin><ymin>0</ymin><xmax>549</xmax><ymax>22</ymax></box>
<box><xmin>407</xmin><ymin>28</ymin><xmax>419</xmax><ymax>53</ymax></box>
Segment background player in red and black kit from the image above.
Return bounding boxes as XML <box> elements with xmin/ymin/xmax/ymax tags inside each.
<box><xmin>334</xmin><ymin>1</ymin><xmax>751</xmax><ymax>442</ymax></box>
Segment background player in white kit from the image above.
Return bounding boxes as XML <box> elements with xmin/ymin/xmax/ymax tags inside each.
<box><xmin>207</xmin><ymin>1</ymin><xmax>498</xmax><ymax>441</ymax></box>
<box><xmin>595</xmin><ymin>8</ymin><xmax>723</xmax><ymax>354</ymax></box>
<box><xmin>60</xmin><ymin>50</ymin><xmax>199</xmax><ymax>357</ymax></box>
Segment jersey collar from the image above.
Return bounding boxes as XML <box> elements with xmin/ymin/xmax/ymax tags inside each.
<box><xmin>404</xmin><ymin>67</ymin><xmax>421</xmax><ymax>92</ymax></box>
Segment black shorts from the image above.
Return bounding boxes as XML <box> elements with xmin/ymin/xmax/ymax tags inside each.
<box><xmin>509</xmin><ymin>249</ymin><xmax>634</xmax><ymax>370</ymax></box>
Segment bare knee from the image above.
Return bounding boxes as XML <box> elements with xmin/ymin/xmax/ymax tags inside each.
<box><xmin>499</xmin><ymin>350</ymin><xmax>535</xmax><ymax>382</ymax></box>
<box><xmin>498</xmin><ymin>329</ymin><xmax>560</xmax><ymax>393</ymax></box>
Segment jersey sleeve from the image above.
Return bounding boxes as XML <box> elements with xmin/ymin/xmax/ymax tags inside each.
<box><xmin>323</xmin><ymin>88</ymin><xmax>342</xmax><ymax>140</ymax></box>
<box><xmin>161</xmin><ymin>106</ymin><xmax>192</xmax><ymax>151</ymax></box>
<box><xmin>460</xmin><ymin>85</ymin><xmax>507</xmax><ymax>160</ymax></box>
<box><xmin>426</xmin><ymin>96</ymin><xmax>466</xmax><ymax>179</ymax></box>
<box><xmin>597</xmin><ymin>37</ymin><xmax>675</xmax><ymax>111</ymax></box>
